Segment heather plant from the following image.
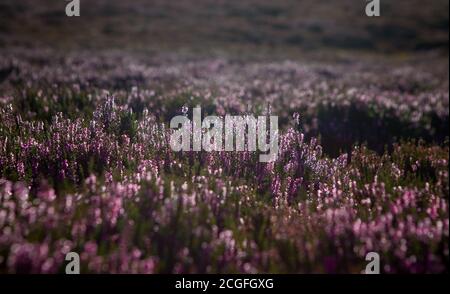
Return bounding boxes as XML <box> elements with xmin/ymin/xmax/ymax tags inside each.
<box><xmin>0</xmin><ymin>48</ymin><xmax>448</xmax><ymax>273</ymax></box>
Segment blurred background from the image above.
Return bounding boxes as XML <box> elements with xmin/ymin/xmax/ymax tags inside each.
<box><xmin>0</xmin><ymin>0</ymin><xmax>448</xmax><ymax>55</ymax></box>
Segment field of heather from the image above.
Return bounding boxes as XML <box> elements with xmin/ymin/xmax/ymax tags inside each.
<box><xmin>0</xmin><ymin>1</ymin><xmax>448</xmax><ymax>274</ymax></box>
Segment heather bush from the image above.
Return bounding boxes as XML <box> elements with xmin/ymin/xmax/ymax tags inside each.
<box><xmin>0</xmin><ymin>49</ymin><xmax>448</xmax><ymax>273</ymax></box>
